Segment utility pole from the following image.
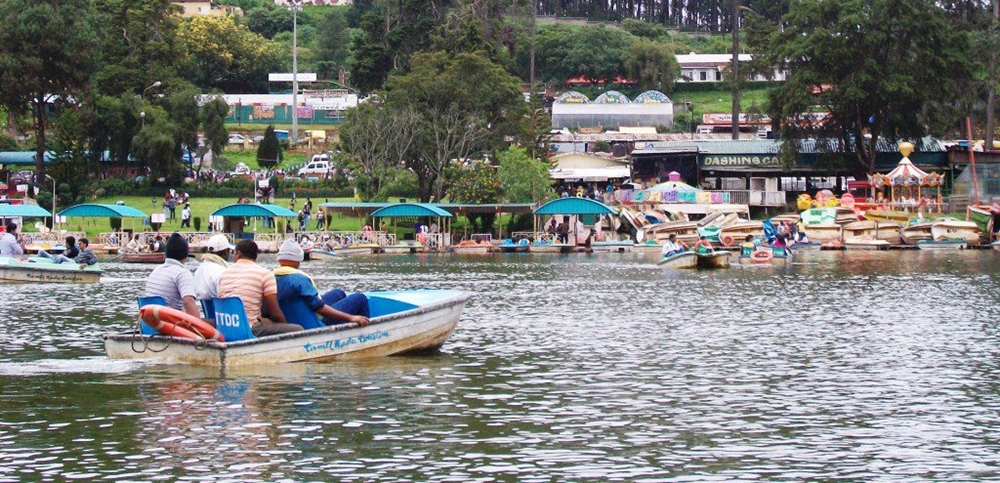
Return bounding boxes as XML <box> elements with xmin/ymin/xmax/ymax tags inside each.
<box><xmin>290</xmin><ymin>0</ymin><xmax>301</xmax><ymax>150</ymax></box>
<box><xmin>731</xmin><ymin>0</ymin><xmax>740</xmax><ymax>140</ymax></box>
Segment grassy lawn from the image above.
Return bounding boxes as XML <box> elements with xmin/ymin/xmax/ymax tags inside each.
<box><xmin>215</xmin><ymin>149</ymin><xmax>309</xmax><ymax>171</ymax></box>
<box><xmin>673</xmin><ymin>87</ymin><xmax>771</xmax><ymax>116</ymax></box>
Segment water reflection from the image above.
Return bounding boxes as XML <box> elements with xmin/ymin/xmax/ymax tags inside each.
<box><xmin>2</xmin><ymin>251</ymin><xmax>1000</xmax><ymax>480</ymax></box>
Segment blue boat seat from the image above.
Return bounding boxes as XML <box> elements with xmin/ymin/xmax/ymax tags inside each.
<box><xmin>200</xmin><ymin>299</ymin><xmax>216</xmax><ymax>320</ymax></box>
<box><xmin>212</xmin><ymin>297</ymin><xmax>255</xmax><ymax>342</ymax></box>
<box><xmin>136</xmin><ymin>296</ymin><xmax>167</xmax><ymax>335</ymax></box>
<box><xmin>772</xmin><ymin>246</ymin><xmax>788</xmax><ymax>258</ymax></box>
<box><xmin>740</xmin><ymin>246</ymin><xmax>754</xmax><ymax>258</ymax></box>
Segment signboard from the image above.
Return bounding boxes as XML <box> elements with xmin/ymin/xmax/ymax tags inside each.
<box><xmin>268</xmin><ymin>73</ymin><xmax>318</xmax><ymax>82</ymax></box>
<box><xmin>701</xmin><ymin>155</ymin><xmax>782</xmax><ymax>169</ymax></box>
<box><xmin>151</xmin><ymin>213</ymin><xmax>165</xmax><ymax>223</ymax></box>
<box><xmin>702</xmin><ymin>113</ymin><xmax>773</xmax><ymax>125</ymax></box>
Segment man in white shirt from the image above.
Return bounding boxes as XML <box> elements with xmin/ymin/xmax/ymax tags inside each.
<box><xmin>193</xmin><ymin>234</ymin><xmax>233</xmax><ymax>301</ymax></box>
<box><xmin>180</xmin><ymin>204</ymin><xmax>192</xmax><ymax>228</ymax></box>
<box><xmin>0</xmin><ymin>222</ymin><xmax>24</xmax><ymax>257</ymax></box>
<box><xmin>144</xmin><ymin>233</ymin><xmax>200</xmax><ymax>318</ymax></box>
<box><xmin>661</xmin><ymin>234</ymin><xmax>688</xmax><ymax>258</ymax></box>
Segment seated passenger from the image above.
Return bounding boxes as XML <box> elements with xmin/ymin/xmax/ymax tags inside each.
<box><xmin>273</xmin><ymin>239</ymin><xmax>370</xmax><ymax>330</ymax></box>
<box><xmin>740</xmin><ymin>235</ymin><xmax>757</xmax><ymax>257</ymax></box>
<box><xmin>693</xmin><ymin>236</ymin><xmax>715</xmax><ymax>254</ymax></box>
<box><xmin>144</xmin><ymin>233</ymin><xmax>201</xmax><ymax>318</ymax></box>
<box><xmin>193</xmin><ymin>234</ymin><xmax>233</xmax><ymax>302</ymax></box>
<box><xmin>218</xmin><ymin>239</ymin><xmax>303</xmax><ymax>337</ymax></box>
<box><xmin>37</xmin><ymin>236</ymin><xmax>80</xmax><ymax>261</ymax></box>
<box><xmin>661</xmin><ymin>234</ymin><xmax>688</xmax><ymax>258</ymax></box>
<box><xmin>40</xmin><ymin>237</ymin><xmax>98</xmax><ymax>269</ymax></box>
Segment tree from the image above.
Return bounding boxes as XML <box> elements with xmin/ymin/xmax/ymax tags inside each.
<box><xmin>748</xmin><ymin>0</ymin><xmax>970</xmax><ymax>173</ymax></box>
<box><xmin>338</xmin><ymin>103</ymin><xmax>419</xmax><ymax>201</ymax></box>
<box><xmin>0</xmin><ymin>0</ymin><xmax>98</xmax><ymax>182</ymax></box>
<box><xmin>201</xmin><ymin>97</ymin><xmax>230</xmax><ymax>174</ymax></box>
<box><xmin>132</xmin><ymin>112</ymin><xmax>183</xmax><ymax>184</ymax></box>
<box><xmin>177</xmin><ymin>16</ymin><xmax>284</xmax><ymax>93</ymax></box>
<box><xmin>314</xmin><ymin>10</ymin><xmax>352</xmax><ymax>81</ymax></box>
<box><xmin>496</xmin><ymin>146</ymin><xmax>553</xmax><ymax>204</ymax></box>
<box><xmin>246</xmin><ymin>5</ymin><xmax>293</xmax><ymax>39</ymax></box>
<box><xmin>257</xmin><ymin>125</ymin><xmax>282</xmax><ymax>168</ymax></box>
<box><xmin>624</xmin><ymin>40</ymin><xmax>679</xmax><ymax>93</ymax></box>
<box><xmin>385</xmin><ymin>50</ymin><xmax>525</xmax><ymax>202</ymax></box>
<box><xmin>446</xmin><ymin>159</ymin><xmax>501</xmax><ymax>233</ymax></box>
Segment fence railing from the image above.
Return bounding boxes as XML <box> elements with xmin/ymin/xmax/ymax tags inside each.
<box><xmin>707</xmin><ymin>190</ymin><xmax>786</xmax><ymax>207</ymax></box>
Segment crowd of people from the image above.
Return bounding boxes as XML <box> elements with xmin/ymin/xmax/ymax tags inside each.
<box><xmin>143</xmin><ymin>234</ymin><xmax>370</xmax><ymax>338</ymax></box>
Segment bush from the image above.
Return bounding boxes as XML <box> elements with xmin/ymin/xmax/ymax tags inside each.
<box><xmin>193</xmin><ymin>217</ymin><xmax>202</xmax><ymax>231</ymax></box>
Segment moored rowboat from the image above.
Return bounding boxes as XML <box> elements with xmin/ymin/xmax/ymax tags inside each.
<box><xmin>696</xmin><ymin>251</ymin><xmax>731</xmax><ymax>269</ymax></box>
<box><xmin>121</xmin><ymin>252</ymin><xmax>166</xmax><ymax>264</ymax></box>
<box><xmin>104</xmin><ymin>290</ymin><xmax>473</xmax><ymax>367</ymax></box>
<box><xmin>308</xmin><ymin>249</ymin><xmax>339</xmax><ymax>260</ymax></box>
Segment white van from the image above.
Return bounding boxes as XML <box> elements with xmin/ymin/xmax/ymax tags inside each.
<box><xmin>298</xmin><ymin>160</ymin><xmax>332</xmax><ymax>177</ymax></box>
<box><xmin>310</xmin><ymin>153</ymin><xmax>331</xmax><ymax>163</ymax></box>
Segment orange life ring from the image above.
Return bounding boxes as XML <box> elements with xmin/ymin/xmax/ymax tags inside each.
<box><xmin>750</xmin><ymin>249</ymin><xmax>773</xmax><ymax>263</ymax></box>
<box><xmin>139</xmin><ymin>305</ymin><xmax>224</xmax><ymax>342</ymax></box>
<box><xmin>720</xmin><ymin>235</ymin><xmax>735</xmax><ymax>247</ymax></box>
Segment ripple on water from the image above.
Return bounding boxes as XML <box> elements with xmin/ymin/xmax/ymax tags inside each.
<box><xmin>2</xmin><ymin>251</ymin><xmax>1000</xmax><ymax>481</ymax></box>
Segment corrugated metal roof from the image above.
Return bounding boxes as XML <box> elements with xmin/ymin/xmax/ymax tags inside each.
<box><xmin>371</xmin><ymin>203</ymin><xmax>452</xmax><ymax>218</ymax></box>
<box><xmin>533</xmin><ymin>198</ymin><xmax>618</xmax><ymax>216</ymax></box>
<box><xmin>320</xmin><ymin>203</ymin><xmax>536</xmax><ymax>216</ymax></box>
<box><xmin>211</xmin><ymin>203</ymin><xmax>297</xmax><ymax>218</ymax></box>
<box><xmin>0</xmin><ymin>204</ymin><xmax>52</xmax><ymax>217</ymax></box>
<box><xmin>59</xmin><ymin>203</ymin><xmax>148</xmax><ymax>218</ymax></box>
<box><xmin>632</xmin><ymin>137</ymin><xmax>946</xmax><ymax>155</ymax></box>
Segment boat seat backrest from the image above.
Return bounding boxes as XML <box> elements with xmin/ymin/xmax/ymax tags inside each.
<box><xmin>212</xmin><ymin>297</ymin><xmax>255</xmax><ymax>342</ymax></box>
<box><xmin>136</xmin><ymin>296</ymin><xmax>167</xmax><ymax>335</ymax></box>
<box><xmin>201</xmin><ymin>299</ymin><xmax>216</xmax><ymax>320</ymax></box>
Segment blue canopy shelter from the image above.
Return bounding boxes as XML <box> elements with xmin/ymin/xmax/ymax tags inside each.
<box><xmin>370</xmin><ymin>203</ymin><xmax>453</xmax><ymax>248</ymax></box>
<box><xmin>58</xmin><ymin>203</ymin><xmax>150</xmax><ymax>233</ymax></box>
<box><xmin>0</xmin><ymin>203</ymin><xmax>52</xmax><ymax>233</ymax></box>
<box><xmin>532</xmin><ymin>198</ymin><xmax>618</xmax><ymax>245</ymax></box>
<box><xmin>210</xmin><ymin>203</ymin><xmax>297</xmax><ymax>234</ymax></box>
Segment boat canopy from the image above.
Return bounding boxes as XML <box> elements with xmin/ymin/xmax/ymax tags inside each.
<box><xmin>533</xmin><ymin>197</ymin><xmax>618</xmax><ymax>216</ymax></box>
<box><xmin>59</xmin><ymin>203</ymin><xmax>148</xmax><ymax>218</ymax></box>
<box><xmin>0</xmin><ymin>204</ymin><xmax>52</xmax><ymax>218</ymax></box>
<box><xmin>211</xmin><ymin>203</ymin><xmax>297</xmax><ymax>218</ymax></box>
<box><xmin>371</xmin><ymin>203</ymin><xmax>452</xmax><ymax>218</ymax></box>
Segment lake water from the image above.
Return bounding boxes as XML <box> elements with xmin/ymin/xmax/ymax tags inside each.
<box><xmin>2</xmin><ymin>249</ymin><xmax>1000</xmax><ymax>482</ymax></box>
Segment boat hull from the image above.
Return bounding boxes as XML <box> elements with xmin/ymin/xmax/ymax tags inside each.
<box><xmin>917</xmin><ymin>239</ymin><xmax>966</xmax><ymax>250</ymax></box>
<box><xmin>0</xmin><ymin>257</ymin><xmax>101</xmax><ymax>283</ymax></box>
<box><xmin>307</xmin><ymin>249</ymin><xmax>339</xmax><ymax>260</ymax></box>
<box><xmin>930</xmin><ymin>221</ymin><xmax>982</xmax><ymax>245</ymax></box>
<box><xmin>121</xmin><ymin>253</ymin><xmax>166</xmax><ymax>264</ymax></box>
<box><xmin>104</xmin><ymin>290</ymin><xmax>473</xmax><ymax>367</ymax></box>
<box><xmin>696</xmin><ymin>252</ymin><xmax>731</xmax><ymax>269</ymax></box>
<box><xmin>527</xmin><ymin>244</ymin><xmax>572</xmax><ymax>254</ymax></box>
<box><xmin>450</xmin><ymin>246</ymin><xmax>491</xmax><ymax>255</ymax></box>
<box><xmin>658</xmin><ymin>251</ymin><xmax>697</xmax><ymax>268</ymax></box>
<box><xmin>590</xmin><ymin>242</ymin><xmax>634</xmax><ymax>253</ymax></box>
<box><xmin>802</xmin><ymin>224</ymin><xmax>843</xmax><ymax>243</ymax></box>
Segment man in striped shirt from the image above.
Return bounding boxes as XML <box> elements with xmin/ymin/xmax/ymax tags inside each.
<box><xmin>217</xmin><ymin>239</ymin><xmax>303</xmax><ymax>337</ymax></box>
<box><xmin>144</xmin><ymin>233</ymin><xmax>201</xmax><ymax>318</ymax></box>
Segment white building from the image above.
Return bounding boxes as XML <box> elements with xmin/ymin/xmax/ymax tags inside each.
<box><xmin>273</xmin><ymin>0</ymin><xmax>352</xmax><ymax>5</ymax></box>
<box><xmin>675</xmin><ymin>53</ymin><xmax>787</xmax><ymax>83</ymax></box>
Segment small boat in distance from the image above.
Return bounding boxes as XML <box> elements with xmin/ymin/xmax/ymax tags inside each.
<box><xmin>121</xmin><ymin>252</ymin><xmax>166</xmax><ymax>264</ymax></box>
<box><xmin>307</xmin><ymin>249</ymin><xmax>339</xmax><ymax>261</ymax></box>
<box><xmin>658</xmin><ymin>251</ymin><xmax>697</xmax><ymax>269</ymax></box>
<box><xmin>104</xmin><ymin>290</ymin><xmax>473</xmax><ymax>367</ymax></box>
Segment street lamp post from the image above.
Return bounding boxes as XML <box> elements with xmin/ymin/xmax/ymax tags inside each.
<box><xmin>44</xmin><ymin>174</ymin><xmax>56</xmax><ymax>229</ymax></box>
<box><xmin>288</xmin><ymin>0</ymin><xmax>302</xmax><ymax>149</ymax></box>
<box><xmin>140</xmin><ymin>81</ymin><xmax>161</xmax><ymax>130</ymax></box>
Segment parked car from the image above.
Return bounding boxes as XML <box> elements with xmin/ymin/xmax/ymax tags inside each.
<box><xmin>298</xmin><ymin>160</ymin><xmax>332</xmax><ymax>177</ymax></box>
<box><xmin>228</xmin><ymin>134</ymin><xmax>246</xmax><ymax>144</ymax></box>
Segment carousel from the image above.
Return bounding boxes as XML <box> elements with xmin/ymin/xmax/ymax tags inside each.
<box><xmin>866</xmin><ymin>142</ymin><xmax>944</xmax><ymax>214</ymax></box>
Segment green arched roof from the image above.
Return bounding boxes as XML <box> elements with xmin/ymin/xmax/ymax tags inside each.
<box><xmin>533</xmin><ymin>198</ymin><xmax>618</xmax><ymax>216</ymax></box>
<box><xmin>211</xmin><ymin>203</ymin><xmax>297</xmax><ymax>218</ymax></box>
<box><xmin>371</xmin><ymin>203</ymin><xmax>453</xmax><ymax>218</ymax></box>
<box><xmin>59</xmin><ymin>203</ymin><xmax>148</xmax><ymax>218</ymax></box>
<box><xmin>0</xmin><ymin>204</ymin><xmax>52</xmax><ymax>218</ymax></box>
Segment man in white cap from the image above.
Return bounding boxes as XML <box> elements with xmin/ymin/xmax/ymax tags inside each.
<box><xmin>193</xmin><ymin>234</ymin><xmax>233</xmax><ymax>302</ymax></box>
<box><xmin>273</xmin><ymin>238</ymin><xmax>370</xmax><ymax>330</ymax></box>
